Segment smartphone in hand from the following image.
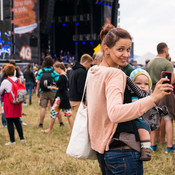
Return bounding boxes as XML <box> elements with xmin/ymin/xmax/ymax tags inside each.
<box><xmin>161</xmin><ymin>71</ymin><xmax>172</xmax><ymax>84</ymax></box>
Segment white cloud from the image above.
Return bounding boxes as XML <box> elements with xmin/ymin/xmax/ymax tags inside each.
<box><xmin>119</xmin><ymin>0</ymin><xmax>175</xmax><ymax>60</ymax></box>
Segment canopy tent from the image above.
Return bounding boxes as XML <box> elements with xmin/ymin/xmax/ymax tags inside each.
<box><xmin>136</xmin><ymin>52</ymin><xmax>156</xmax><ymax>65</ymax></box>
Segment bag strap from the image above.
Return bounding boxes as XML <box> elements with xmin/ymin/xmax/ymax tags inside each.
<box><xmin>42</xmin><ymin>68</ymin><xmax>54</xmax><ymax>79</ymax></box>
<box><xmin>81</xmin><ymin>71</ymin><xmax>89</xmax><ymax>102</ymax></box>
<box><xmin>7</xmin><ymin>77</ymin><xmax>19</xmax><ymax>84</ymax></box>
<box><xmin>43</xmin><ymin>68</ymin><xmax>54</xmax><ymax>73</ymax></box>
<box><xmin>7</xmin><ymin>77</ymin><xmax>15</xmax><ymax>84</ymax></box>
<box><xmin>127</xmin><ymin>76</ymin><xmax>147</xmax><ymax>98</ymax></box>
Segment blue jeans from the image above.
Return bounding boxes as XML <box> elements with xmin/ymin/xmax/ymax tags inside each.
<box><xmin>1</xmin><ymin>113</ymin><xmax>22</xmax><ymax>125</ymax></box>
<box><xmin>135</xmin><ymin>117</ymin><xmax>150</xmax><ymax>131</ymax></box>
<box><xmin>1</xmin><ymin>113</ymin><xmax>7</xmax><ymax>126</ymax></box>
<box><xmin>25</xmin><ymin>82</ymin><xmax>33</xmax><ymax>101</ymax></box>
<box><xmin>1</xmin><ymin>102</ymin><xmax>7</xmax><ymax>126</ymax></box>
<box><xmin>97</xmin><ymin>147</ymin><xmax>143</xmax><ymax>175</ymax></box>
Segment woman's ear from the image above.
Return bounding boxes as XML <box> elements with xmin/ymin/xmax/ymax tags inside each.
<box><xmin>103</xmin><ymin>45</ymin><xmax>110</xmax><ymax>55</ymax></box>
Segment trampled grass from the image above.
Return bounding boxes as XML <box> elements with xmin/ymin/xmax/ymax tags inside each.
<box><xmin>0</xmin><ymin>95</ymin><xmax>174</xmax><ymax>175</ymax></box>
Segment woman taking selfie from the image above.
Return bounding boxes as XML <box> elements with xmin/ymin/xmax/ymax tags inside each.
<box><xmin>86</xmin><ymin>27</ymin><xmax>173</xmax><ymax>175</ymax></box>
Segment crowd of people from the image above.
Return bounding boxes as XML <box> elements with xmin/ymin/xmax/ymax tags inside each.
<box><xmin>41</xmin><ymin>50</ymin><xmax>75</xmax><ymax>66</ymax></box>
<box><xmin>0</xmin><ymin>24</ymin><xmax>175</xmax><ymax>174</ymax></box>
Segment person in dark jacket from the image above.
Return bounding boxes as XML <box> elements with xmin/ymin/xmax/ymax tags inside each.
<box><xmin>24</xmin><ymin>64</ymin><xmax>35</xmax><ymax>105</ymax></box>
<box><xmin>69</xmin><ymin>54</ymin><xmax>93</xmax><ymax>116</ymax></box>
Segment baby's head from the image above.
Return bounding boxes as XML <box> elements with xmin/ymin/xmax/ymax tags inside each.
<box><xmin>130</xmin><ymin>68</ymin><xmax>152</xmax><ymax>93</ymax></box>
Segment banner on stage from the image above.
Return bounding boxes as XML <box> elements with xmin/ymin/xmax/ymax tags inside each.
<box><xmin>12</xmin><ymin>0</ymin><xmax>40</xmax><ymax>64</ymax></box>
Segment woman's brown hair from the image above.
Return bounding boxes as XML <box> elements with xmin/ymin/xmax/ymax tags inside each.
<box><xmin>99</xmin><ymin>24</ymin><xmax>115</xmax><ymax>41</ymax></box>
<box><xmin>26</xmin><ymin>63</ymin><xmax>32</xmax><ymax>72</ymax></box>
<box><xmin>101</xmin><ymin>26</ymin><xmax>132</xmax><ymax>49</ymax></box>
<box><xmin>4</xmin><ymin>64</ymin><xmax>15</xmax><ymax>76</ymax></box>
<box><xmin>54</xmin><ymin>61</ymin><xmax>65</xmax><ymax>71</ymax></box>
<box><xmin>43</xmin><ymin>56</ymin><xmax>54</xmax><ymax>67</ymax></box>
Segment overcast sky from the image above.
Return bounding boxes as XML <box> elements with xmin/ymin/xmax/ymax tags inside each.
<box><xmin>119</xmin><ymin>0</ymin><xmax>175</xmax><ymax>60</ymax></box>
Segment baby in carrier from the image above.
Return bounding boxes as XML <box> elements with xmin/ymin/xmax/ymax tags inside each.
<box><xmin>129</xmin><ymin>68</ymin><xmax>168</xmax><ymax>161</ymax></box>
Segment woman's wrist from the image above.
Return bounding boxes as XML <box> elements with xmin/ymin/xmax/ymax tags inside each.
<box><xmin>150</xmin><ymin>94</ymin><xmax>157</xmax><ymax>103</ymax></box>
<box><xmin>149</xmin><ymin>95</ymin><xmax>157</xmax><ymax>105</ymax></box>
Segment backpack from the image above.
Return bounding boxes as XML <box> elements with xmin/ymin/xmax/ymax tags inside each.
<box><xmin>7</xmin><ymin>78</ymin><xmax>27</xmax><ymax>104</ymax></box>
<box><xmin>40</xmin><ymin>69</ymin><xmax>54</xmax><ymax>91</ymax></box>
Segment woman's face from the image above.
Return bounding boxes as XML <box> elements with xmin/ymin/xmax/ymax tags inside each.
<box><xmin>104</xmin><ymin>38</ymin><xmax>132</xmax><ymax>67</ymax></box>
<box><xmin>54</xmin><ymin>67</ymin><xmax>61</xmax><ymax>74</ymax></box>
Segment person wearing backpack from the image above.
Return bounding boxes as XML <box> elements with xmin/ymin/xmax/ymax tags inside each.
<box><xmin>0</xmin><ymin>64</ymin><xmax>25</xmax><ymax>146</ymax></box>
<box><xmin>9</xmin><ymin>61</ymin><xmax>27</xmax><ymax>125</ymax></box>
<box><xmin>36</xmin><ymin>56</ymin><xmax>59</xmax><ymax>128</ymax></box>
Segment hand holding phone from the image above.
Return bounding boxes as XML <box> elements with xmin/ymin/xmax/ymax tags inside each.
<box><xmin>161</xmin><ymin>71</ymin><xmax>172</xmax><ymax>84</ymax></box>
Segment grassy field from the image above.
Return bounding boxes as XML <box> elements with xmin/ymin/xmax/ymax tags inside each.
<box><xmin>0</xmin><ymin>95</ymin><xmax>175</xmax><ymax>175</ymax></box>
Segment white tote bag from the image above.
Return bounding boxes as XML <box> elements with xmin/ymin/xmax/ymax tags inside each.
<box><xmin>66</xmin><ymin>75</ymin><xmax>97</xmax><ymax>160</ymax></box>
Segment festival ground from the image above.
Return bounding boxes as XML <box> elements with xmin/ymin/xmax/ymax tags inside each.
<box><xmin>0</xmin><ymin>95</ymin><xmax>175</xmax><ymax>175</ymax></box>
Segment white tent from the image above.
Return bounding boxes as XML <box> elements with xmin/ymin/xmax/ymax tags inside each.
<box><xmin>136</xmin><ymin>52</ymin><xmax>156</xmax><ymax>65</ymax></box>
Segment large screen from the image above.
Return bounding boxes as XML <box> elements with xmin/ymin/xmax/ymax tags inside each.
<box><xmin>0</xmin><ymin>21</ymin><xmax>11</xmax><ymax>60</ymax></box>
